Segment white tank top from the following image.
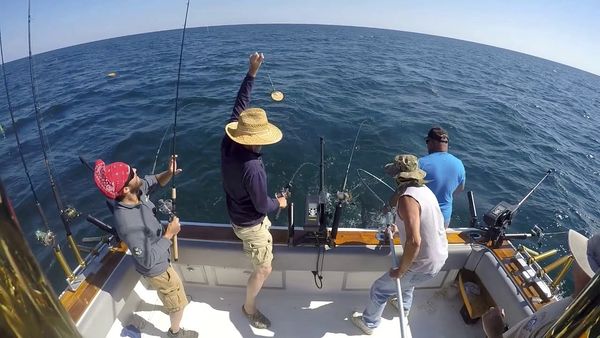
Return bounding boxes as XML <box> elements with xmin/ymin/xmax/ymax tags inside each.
<box><xmin>397</xmin><ymin>185</ymin><xmax>448</xmax><ymax>274</ymax></box>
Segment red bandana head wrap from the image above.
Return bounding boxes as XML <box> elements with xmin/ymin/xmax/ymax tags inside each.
<box><xmin>93</xmin><ymin>159</ymin><xmax>131</xmax><ymax>200</ymax></box>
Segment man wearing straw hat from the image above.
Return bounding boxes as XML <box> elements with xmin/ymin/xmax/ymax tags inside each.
<box><xmin>351</xmin><ymin>154</ymin><xmax>448</xmax><ymax>335</ymax></box>
<box><xmin>221</xmin><ymin>52</ymin><xmax>287</xmax><ymax>329</ymax></box>
<box><xmin>482</xmin><ymin>230</ymin><xmax>599</xmax><ymax>337</ymax></box>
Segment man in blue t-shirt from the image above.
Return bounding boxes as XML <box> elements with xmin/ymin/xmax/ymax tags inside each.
<box><xmin>418</xmin><ymin>127</ymin><xmax>465</xmax><ymax>227</ymax></box>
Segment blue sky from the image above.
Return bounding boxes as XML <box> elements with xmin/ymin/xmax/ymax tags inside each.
<box><xmin>1</xmin><ymin>1</ymin><xmax>599</xmax><ymax>75</ymax></box>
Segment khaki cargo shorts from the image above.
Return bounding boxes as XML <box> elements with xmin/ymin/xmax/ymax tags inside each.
<box><xmin>144</xmin><ymin>265</ymin><xmax>188</xmax><ymax>314</ymax></box>
<box><xmin>232</xmin><ymin>216</ymin><xmax>273</xmax><ymax>267</ymax></box>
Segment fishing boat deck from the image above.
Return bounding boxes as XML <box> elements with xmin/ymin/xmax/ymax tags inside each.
<box><xmin>106</xmin><ymin>270</ymin><xmax>484</xmax><ymax>338</ymax></box>
<box><xmin>70</xmin><ymin>226</ymin><xmax>538</xmax><ymax>338</ymax></box>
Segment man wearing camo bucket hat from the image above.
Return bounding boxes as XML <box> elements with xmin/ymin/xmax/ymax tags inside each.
<box><xmin>351</xmin><ymin>154</ymin><xmax>448</xmax><ymax>335</ymax></box>
<box><xmin>221</xmin><ymin>52</ymin><xmax>288</xmax><ymax>329</ymax></box>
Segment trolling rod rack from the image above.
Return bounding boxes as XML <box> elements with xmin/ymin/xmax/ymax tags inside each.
<box><xmin>287</xmin><ymin>132</ymin><xmax>361</xmax><ymax>249</ymax></box>
<box><xmin>467</xmin><ymin>169</ymin><xmax>575</xmax><ymax>302</ymax></box>
<box><xmin>470</xmin><ymin>169</ymin><xmax>554</xmax><ymax>248</ymax></box>
<box><xmin>290</xmin><ymin>137</ymin><xmax>331</xmax><ymax>247</ymax></box>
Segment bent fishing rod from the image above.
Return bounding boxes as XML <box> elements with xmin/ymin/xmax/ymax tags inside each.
<box><xmin>27</xmin><ymin>0</ymin><xmax>85</xmax><ymax>268</ymax></box>
<box><xmin>329</xmin><ymin>120</ymin><xmax>368</xmax><ymax>242</ymax></box>
<box><xmin>1</xmin><ymin>27</ymin><xmax>76</xmax><ymax>282</ymax></box>
<box><xmin>274</xmin><ymin>162</ymin><xmax>319</xmax><ymax>221</ymax></box>
<box><xmin>169</xmin><ymin>0</ymin><xmax>191</xmax><ymax>261</ymax></box>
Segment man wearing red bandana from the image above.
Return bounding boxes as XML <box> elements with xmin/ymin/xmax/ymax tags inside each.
<box><xmin>93</xmin><ymin>156</ymin><xmax>197</xmax><ymax>338</ymax></box>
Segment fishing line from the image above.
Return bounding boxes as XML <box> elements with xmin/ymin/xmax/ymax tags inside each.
<box><xmin>286</xmin><ymin>162</ymin><xmax>319</xmax><ymax>187</ymax></box>
<box><xmin>1</xmin><ymin>28</ymin><xmax>51</xmax><ymax>233</ymax></box>
<box><xmin>2</xmin><ymin>25</ymin><xmax>76</xmax><ymax>280</ymax></box>
<box><xmin>355</xmin><ymin>168</ymin><xmax>395</xmax><ymax>206</ymax></box>
<box><xmin>169</xmin><ymin>0</ymin><xmax>191</xmax><ymax>261</ymax></box>
<box><xmin>274</xmin><ymin>162</ymin><xmax>319</xmax><ymax>220</ymax></box>
<box><xmin>152</xmin><ymin>124</ymin><xmax>172</xmax><ymax>175</ymax></box>
<box><xmin>262</xmin><ymin>63</ymin><xmax>284</xmax><ymax>102</ymax></box>
<box><xmin>151</xmin><ymin>102</ymin><xmax>199</xmax><ymax>174</ymax></box>
<box><xmin>27</xmin><ymin>0</ymin><xmax>85</xmax><ymax>267</ymax></box>
<box><xmin>341</xmin><ymin>120</ymin><xmax>369</xmax><ymax>192</ymax></box>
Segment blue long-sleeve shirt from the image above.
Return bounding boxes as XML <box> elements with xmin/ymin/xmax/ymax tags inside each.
<box><xmin>221</xmin><ymin>74</ymin><xmax>279</xmax><ymax>227</ymax></box>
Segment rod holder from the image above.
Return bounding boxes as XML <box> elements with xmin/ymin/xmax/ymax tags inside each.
<box><xmin>541</xmin><ymin>255</ymin><xmax>572</xmax><ymax>275</ymax></box>
<box><xmin>550</xmin><ymin>256</ymin><xmax>574</xmax><ymax>289</ymax></box>
<box><xmin>288</xmin><ymin>202</ymin><xmax>294</xmax><ymax>247</ymax></box>
<box><xmin>519</xmin><ymin>245</ymin><xmax>540</xmax><ymax>257</ymax></box>
<box><xmin>53</xmin><ymin>247</ymin><xmax>75</xmax><ymax>282</ymax></box>
<box><xmin>67</xmin><ymin>234</ymin><xmax>85</xmax><ymax>267</ymax></box>
<box><xmin>530</xmin><ymin>249</ymin><xmax>558</xmax><ymax>263</ymax></box>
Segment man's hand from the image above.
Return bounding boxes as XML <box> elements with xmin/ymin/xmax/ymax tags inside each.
<box><xmin>167</xmin><ymin>155</ymin><xmax>183</xmax><ymax>176</ymax></box>
<box><xmin>163</xmin><ymin>216</ymin><xmax>181</xmax><ymax>240</ymax></box>
<box><xmin>389</xmin><ymin>267</ymin><xmax>404</xmax><ymax>279</ymax></box>
<box><xmin>248</xmin><ymin>52</ymin><xmax>264</xmax><ymax>78</ymax></box>
<box><xmin>277</xmin><ymin>195</ymin><xmax>287</xmax><ymax>209</ymax></box>
<box><xmin>388</xmin><ymin>223</ymin><xmax>399</xmax><ymax>236</ymax></box>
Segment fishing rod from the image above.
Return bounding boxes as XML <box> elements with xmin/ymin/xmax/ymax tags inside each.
<box><xmin>480</xmin><ymin>169</ymin><xmax>554</xmax><ymax>247</ymax></box>
<box><xmin>169</xmin><ymin>0</ymin><xmax>191</xmax><ymax>261</ymax></box>
<box><xmin>274</xmin><ymin>162</ymin><xmax>319</xmax><ymax>221</ymax></box>
<box><xmin>329</xmin><ymin>120</ymin><xmax>368</xmax><ymax>242</ymax></box>
<box><xmin>1</xmin><ymin>26</ymin><xmax>76</xmax><ymax>283</ymax></box>
<box><xmin>27</xmin><ymin>0</ymin><xmax>85</xmax><ymax>269</ymax></box>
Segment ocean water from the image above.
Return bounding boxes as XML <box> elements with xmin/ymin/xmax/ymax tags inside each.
<box><xmin>1</xmin><ymin>24</ymin><xmax>599</xmax><ymax>292</ymax></box>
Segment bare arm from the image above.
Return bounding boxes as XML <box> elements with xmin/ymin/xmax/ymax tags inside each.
<box><xmin>390</xmin><ymin>195</ymin><xmax>421</xmax><ymax>278</ymax></box>
<box><xmin>453</xmin><ymin>182</ymin><xmax>465</xmax><ymax>196</ymax></box>
<box><xmin>156</xmin><ymin>155</ymin><xmax>182</xmax><ymax>187</ymax></box>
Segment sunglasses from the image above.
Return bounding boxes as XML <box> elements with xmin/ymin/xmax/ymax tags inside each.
<box><xmin>425</xmin><ymin>137</ymin><xmax>448</xmax><ymax>144</ymax></box>
<box><xmin>120</xmin><ymin>167</ymin><xmax>135</xmax><ymax>192</ymax></box>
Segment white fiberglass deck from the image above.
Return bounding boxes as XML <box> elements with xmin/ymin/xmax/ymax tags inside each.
<box><xmin>108</xmin><ymin>279</ymin><xmax>484</xmax><ymax>338</ymax></box>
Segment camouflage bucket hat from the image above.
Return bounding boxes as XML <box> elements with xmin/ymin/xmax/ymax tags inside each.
<box><xmin>384</xmin><ymin>154</ymin><xmax>427</xmax><ymax>181</ymax></box>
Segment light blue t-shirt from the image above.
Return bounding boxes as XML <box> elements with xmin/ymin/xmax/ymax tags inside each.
<box><xmin>419</xmin><ymin>152</ymin><xmax>465</xmax><ymax>225</ymax></box>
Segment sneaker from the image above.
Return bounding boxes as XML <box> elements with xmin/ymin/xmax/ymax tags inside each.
<box><xmin>350</xmin><ymin>312</ymin><xmax>373</xmax><ymax>335</ymax></box>
<box><xmin>242</xmin><ymin>305</ymin><xmax>271</xmax><ymax>329</ymax></box>
<box><xmin>166</xmin><ymin>328</ymin><xmax>198</xmax><ymax>338</ymax></box>
<box><xmin>388</xmin><ymin>298</ymin><xmax>409</xmax><ymax>317</ymax></box>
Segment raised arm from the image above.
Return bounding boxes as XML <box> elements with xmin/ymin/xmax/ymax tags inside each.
<box><xmin>156</xmin><ymin>155</ymin><xmax>182</xmax><ymax>187</ymax></box>
<box><xmin>229</xmin><ymin>52</ymin><xmax>264</xmax><ymax>122</ymax></box>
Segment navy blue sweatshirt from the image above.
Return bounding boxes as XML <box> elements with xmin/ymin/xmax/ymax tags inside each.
<box><xmin>221</xmin><ymin>74</ymin><xmax>279</xmax><ymax>227</ymax></box>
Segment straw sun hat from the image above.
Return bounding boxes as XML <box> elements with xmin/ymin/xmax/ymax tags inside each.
<box><xmin>225</xmin><ymin>108</ymin><xmax>283</xmax><ymax>145</ymax></box>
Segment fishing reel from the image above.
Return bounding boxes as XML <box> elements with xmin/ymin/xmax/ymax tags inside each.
<box><xmin>274</xmin><ymin>184</ymin><xmax>292</xmax><ymax>221</ymax></box>
<box><xmin>276</xmin><ymin>184</ymin><xmax>292</xmax><ymax>200</ymax></box>
<box><xmin>35</xmin><ymin>229</ymin><xmax>56</xmax><ymax>247</ymax></box>
<box><xmin>335</xmin><ymin>190</ymin><xmax>352</xmax><ymax>204</ymax></box>
<box><xmin>62</xmin><ymin>205</ymin><xmax>80</xmax><ymax>222</ymax></box>
<box><xmin>157</xmin><ymin>199</ymin><xmax>175</xmax><ymax>219</ymax></box>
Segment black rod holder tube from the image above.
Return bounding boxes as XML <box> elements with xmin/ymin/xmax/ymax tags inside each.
<box><xmin>331</xmin><ymin>203</ymin><xmax>343</xmax><ymax>241</ymax></box>
<box><xmin>467</xmin><ymin>191</ymin><xmax>478</xmax><ymax>227</ymax></box>
<box><xmin>288</xmin><ymin>202</ymin><xmax>294</xmax><ymax>246</ymax></box>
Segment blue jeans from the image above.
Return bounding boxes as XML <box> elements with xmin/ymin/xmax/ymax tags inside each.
<box><xmin>362</xmin><ymin>270</ymin><xmax>437</xmax><ymax>328</ymax></box>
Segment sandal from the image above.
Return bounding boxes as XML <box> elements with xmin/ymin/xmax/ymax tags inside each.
<box><xmin>242</xmin><ymin>305</ymin><xmax>271</xmax><ymax>329</ymax></box>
